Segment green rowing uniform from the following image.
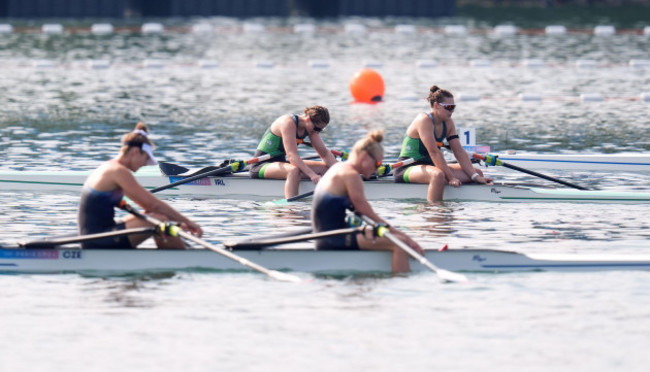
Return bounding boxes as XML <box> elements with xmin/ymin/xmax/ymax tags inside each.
<box><xmin>251</xmin><ymin>114</ymin><xmax>307</xmax><ymax>179</ymax></box>
<box><xmin>395</xmin><ymin>113</ymin><xmax>447</xmax><ymax>183</ymax></box>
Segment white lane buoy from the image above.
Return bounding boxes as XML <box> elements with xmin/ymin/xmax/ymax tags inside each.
<box><xmin>416</xmin><ymin>59</ymin><xmax>437</xmax><ymax>68</ymax></box>
<box><xmin>42</xmin><ymin>24</ymin><xmax>64</xmax><ymax>34</ymax></box>
<box><xmin>394</xmin><ymin>25</ymin><xmax>416</xmax><ymax>34</ymax></box>
<box><xmin>198</xmin><ymin>60</ymin><xmax>219</xmax><ymax>69</ymax></box>
<box><xmin>470</xmin><ymin>59</ymin><xmax>491</xmax><ymax>67</ymax></box>
<box><xmin>142</xmin><ymin>23</ymin><xmax>164</xmax><ymax>34</ymax></box>
<box><xmin>345</xmin><ymin>24</ymin><xmax>367</xmax><ymax>33</ymax></box>
<box><xmin>576</xmin><ymin>59</ymin><xmax>598</xmax><ymax>68</ymax></box>
<box><xmin>457</xmin><ymin>93</ymin><xmax>481</xmax><ymax>102</ymax></box>
<box><xmin>192</xmin><ymin>23</ymin><xmax>213</xmax><ymax>34</ymax></box>
<box><xmin>143</xmin><ymin>59</ymin><xmax>165</xmax><ymax>69</ymax></box>
<box><xmin>444</xmin><ymin>25</ymin><xmax>468</xmax><ymax>35</ymax></box>
<box><xmin>88</xmin><ymin>59</ymin><xmax>111</xmax><ymax>69</ymax></box>
<box><xmin>580</xmin><ymin>93</ymin><xmax>604</xmax><ymax>102</ymax></box>
<box><xmin>518</xmin><ymin>93</ymin><xmax>542</xmax><ymax>102</ymax></box>
<box><xmin>294</xmin><ymin>24</ymin><xmax>316</xmax><ymax>33</ymax></box>
<box><xmin>91</xmin><ymin>23</ymin><xmax>113</xmax><ymax>35</ymax></box>
<box><xmin>308</xmin><ymin>59</ymin><xmax>330</xmax><ymax>68</ymax></box>
<box><xmin>0</xmin><ymin>24</ymin><xmax>14</xmax><ymax>33</ymax></box>
<box><xmin>594</xmin><ymin>25</ymin><xmax>616</xmax><ymax>36</ymax></box>
<box><xmin>545</xmin><ymin>25</ymin><xmax>567</xmax><ymax>35</ymax></box>
<box><xmin>494</xmin><ymin>25</ymin><xmax>517</xmax><ymax>36</ymax></box>
<box><xmin>243</xmin><ymin>23</ymin><xmax>265</xmax><ymax>33</ymax></box>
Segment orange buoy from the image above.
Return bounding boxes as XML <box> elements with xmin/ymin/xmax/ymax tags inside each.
<box><xmin>349</xmin><ymin>68</ymin><xmax>384</xmax><ymax>103</ymax></box>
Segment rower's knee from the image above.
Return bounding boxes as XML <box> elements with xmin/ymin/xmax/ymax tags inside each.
<box><xmin>430</xmin><ymin>171</ymin><xmax>445</xmax><ymax>187</ymax></box>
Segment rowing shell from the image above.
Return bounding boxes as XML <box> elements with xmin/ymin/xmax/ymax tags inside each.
<box><xmin>1</xmin><ymin>247</ymin><xmax>650</xmax><ymax>274</ymax></box>
<box><xmin>0</xmin><ymin>169</ymin><xmax>649</xmax><ymax>203</ymax></box>
<box><xmin>486</xmin><ymin>153</ymin><xmax>650</xmax><ymax>171</ymax></box>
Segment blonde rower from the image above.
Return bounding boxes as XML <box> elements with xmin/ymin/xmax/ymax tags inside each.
<box><xmin>311</xmin><ymin>130</ymin><xmax>423</xmax><ymax>273</ymax></box>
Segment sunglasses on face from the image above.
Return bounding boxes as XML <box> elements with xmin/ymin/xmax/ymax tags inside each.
<box><xmin>438</xmin><ymin>103</ymin><xmax>456</xmax><ymax>112</ymax></box>
<box><xmin>312</xmin><ymin>122</ymin><xmax>326</xmax><ymax>132</ymax></box>
<box><xmin>367</xmin><ymin>151</ymin><xmax>382</xmax><ymax>168</ymax></box>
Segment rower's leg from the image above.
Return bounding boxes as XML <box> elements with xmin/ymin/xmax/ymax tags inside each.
<box><xmin>357</xmin><ymin>234</ymin><xmax>410</xmax><ymax>273</ymax></box>
<box><xmin>426</xmin><ymin>170</ymin><xmax>446</xmax><ymax>202</ymax></box>
<box><xmin>285</xmin><ymin>165</ymin><xmax>301</xmax><ymax>198</ymax></box>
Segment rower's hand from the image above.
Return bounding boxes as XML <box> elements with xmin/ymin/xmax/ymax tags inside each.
<box><xmin>448</xmin><ymin>178</ymin><xmax>462</xmax><ymax>187</ymax></box>
<box><xmin>181</xmin><ymin>221</ymin><xmax>203</xmax><ymax>238</ymax></box>
<box><xmin>310</xmin><ymin>174</ymin><xmax>321</xmax><ymax>184</ymax></box>
<box><xmin>230</xmin><ymin>160</ymin><xmax>246</xmax><ymax>172</ymax></box>
<box><xmin>474</xmin><ymin>175</ymin><xmax>494</xmax><ymax>185</ymax></box>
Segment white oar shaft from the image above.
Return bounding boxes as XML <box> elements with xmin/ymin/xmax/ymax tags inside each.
<box><xmin>359</xmin><ymin>214</ymin><xmax>468</xmax><ymax>283</ymax></box>
<box><xmin>120</xmin><ymin>202</ymin><xmax>301</xmax><ymax>283</ymax></box>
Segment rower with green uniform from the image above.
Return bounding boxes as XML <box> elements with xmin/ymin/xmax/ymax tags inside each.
<box><xmin>394</xmin><ymin>85</ymin><xmax>493</xmax><ymax>201</ymax></box>
<box><xmin>250</xmin><ymin>105</ymin><xmax>337</xmax><ymax>198</ymax></box>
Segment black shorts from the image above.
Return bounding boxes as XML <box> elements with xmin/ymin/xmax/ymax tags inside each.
<box><xmin>80</xmin><ymin>222</ymin><xmax>134</xmax><ymax>249</ymax></box>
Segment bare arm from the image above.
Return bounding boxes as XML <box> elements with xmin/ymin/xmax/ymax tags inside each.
<box><xmin>115</xmin><ymin>167</ymin><xmax>203</xmax><ymax>236</ymax></box>
<box><xmin>344</xmin><ymin>170</ymin><xmax>423</xmax><ymax>254</ymax></box>
<box><xmin>308</xmin><ymin>131</ymin><xmax>337</xmax><ymax>167</ymax></box>
<box><xmin>279</xmin><ymin>118</ymin><xmax>320</xmax><ymax>181</ymax></box>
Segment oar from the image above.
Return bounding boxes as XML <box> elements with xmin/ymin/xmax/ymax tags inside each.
<box><xmin>471</xmin><ymin>153</ymin><xmax>588</xmax><ymax>190</ymax></box>
<box><xmin>159</xmin><ymin>161</ymin><xmax>191</xmax><ymax>176</ymax></box>
<box><xmin>225</xmin><ymin>226</ymin><xmax>366</xmax><ymax>249</ymax></box>
<box><xmin>358</xmin><ymin>214</ymin><xmax>469</xmax><ymax>283</ymax></box>
<box><xmin>296</xmin><ymin>139</ymin><xmax>349</xmax><ymax>160</ymax></box>
<box><xmin>150</xmin><ymin>154</ymin><xmax>273</xmax><ymax>194</ymax></box>
<box><xmin>376</xmin><ymin>158</ymin><xmax>416</xmax><ymax>177</ymax></box>
<box><xmin>118</xmin><ymin>201</ymin><xmax>302</xmax><ymax>283</ymax></box>
<box><xmin>161</xmin><ymin>154</ymin><xmax>324</xmax><ymax>177</ymax></box>
<box><xmin>19</xmin><ymin>227</ymin><xmax>157</xmax><ymax>248</ymax></box>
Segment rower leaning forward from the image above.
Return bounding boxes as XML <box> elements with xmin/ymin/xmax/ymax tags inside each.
<box><xmin>250</xmin><ymin>105</ymin><xmax>337</xmax><ymax>199</ymax></box>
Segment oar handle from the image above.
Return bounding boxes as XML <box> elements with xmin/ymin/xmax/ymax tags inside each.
<box><xmin>150</xmin><ymin>154</ymin><xmax>272</xmax><ymax>193</ymax></box>
<box><xmin>118</xmin><ymin>201</ymin><xmax>301</xmax><ymax>283</ymax></box>
<box><xmin>225</xmin><ymin>226</ymin><xmax>365</xmax><ymax>249</ymax></box>
<box><xmin>377</xmin><ymin>158</ymin><xmax>415</xmax><ymax>177</ymax></box>
<box><xmin>472</xmin><ymin>153</ymin><xmax>589</xmax><ymax>190</ymax></box>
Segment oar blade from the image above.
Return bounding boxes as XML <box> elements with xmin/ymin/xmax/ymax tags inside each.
<box><xmin>158</xmin><ymin>161</ymin><xmax>190</xmax><ymax>176</ymax></box>
<box><xmin>436</xmin><ymin>268</ymin><xmax>469</xmax><ymax>283</ymax></box>
<box><xmin>268</xmin><ymin>270</ymin><xmax>303</xmax><ymax>283</ymax></box>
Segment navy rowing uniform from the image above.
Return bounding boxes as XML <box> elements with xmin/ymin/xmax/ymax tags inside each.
<box><xmin>77</xmin><ymin>185</ymin><xmax>133</xmax><ymax>249</ymax></box>
<box><xmin>311</xmin><ymin>189</ymin><xmax>359</xmax><ymax>250</ymax></box>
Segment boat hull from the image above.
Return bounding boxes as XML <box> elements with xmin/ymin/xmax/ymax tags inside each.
<box><xmin>1</xmin><ymin>169</ymin><xmax>649</xmax><ymax>203</ymax></box>
<box><xmin>2</xmin><ymin>248</ymin><xmax>650</xmax><ymax>274</ymax></box>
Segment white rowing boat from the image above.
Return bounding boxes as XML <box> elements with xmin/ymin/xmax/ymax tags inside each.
<box><xmin>1</xmin><ymin>247</ymin><xmax>650</xmax><ymax>274</ymax></box>
<box><xmin>0</xmin><ymin>168</ymin><xmax>649</xmax><ymax>203</ymax></box>
<box><xmin>484</xmin><ymin>152</ymin><xmax>650</xmax><ymax>171</ymax></box>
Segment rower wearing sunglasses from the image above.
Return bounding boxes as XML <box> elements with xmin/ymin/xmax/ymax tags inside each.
<box><xmin>311</xmin><ymin>130</ymin><xmax>423</xmax><ymax>273</ymax></box>
<box><xmin>394</xmin><ymin>85</ymin><xmax>492</xmax><ymax>202</ymax></box>
<box><xmin>250</xmin><ymin>105</ymin><xmax>337</xmax><ymax>198</ymax></box>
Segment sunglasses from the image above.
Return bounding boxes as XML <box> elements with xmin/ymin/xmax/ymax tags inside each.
<box><xmin>438</xmin><ymin>103</ymin><xmax>456</xmax><ymax>112</ymax></box>
<box><xmin>312</xmin><ymin>122</ymin><xmax>326</xmax><ymax>132</ymax></box>
<box><xmin>367</xmin><ymin>151</ymin><xmax>382</xmax><ymax>168</ymax></box>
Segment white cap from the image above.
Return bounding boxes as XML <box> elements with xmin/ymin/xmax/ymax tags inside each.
<box><xmin>141</xmin><ymin>143</ymin><xmax>157</xmax><ymax>165</ymax></box>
